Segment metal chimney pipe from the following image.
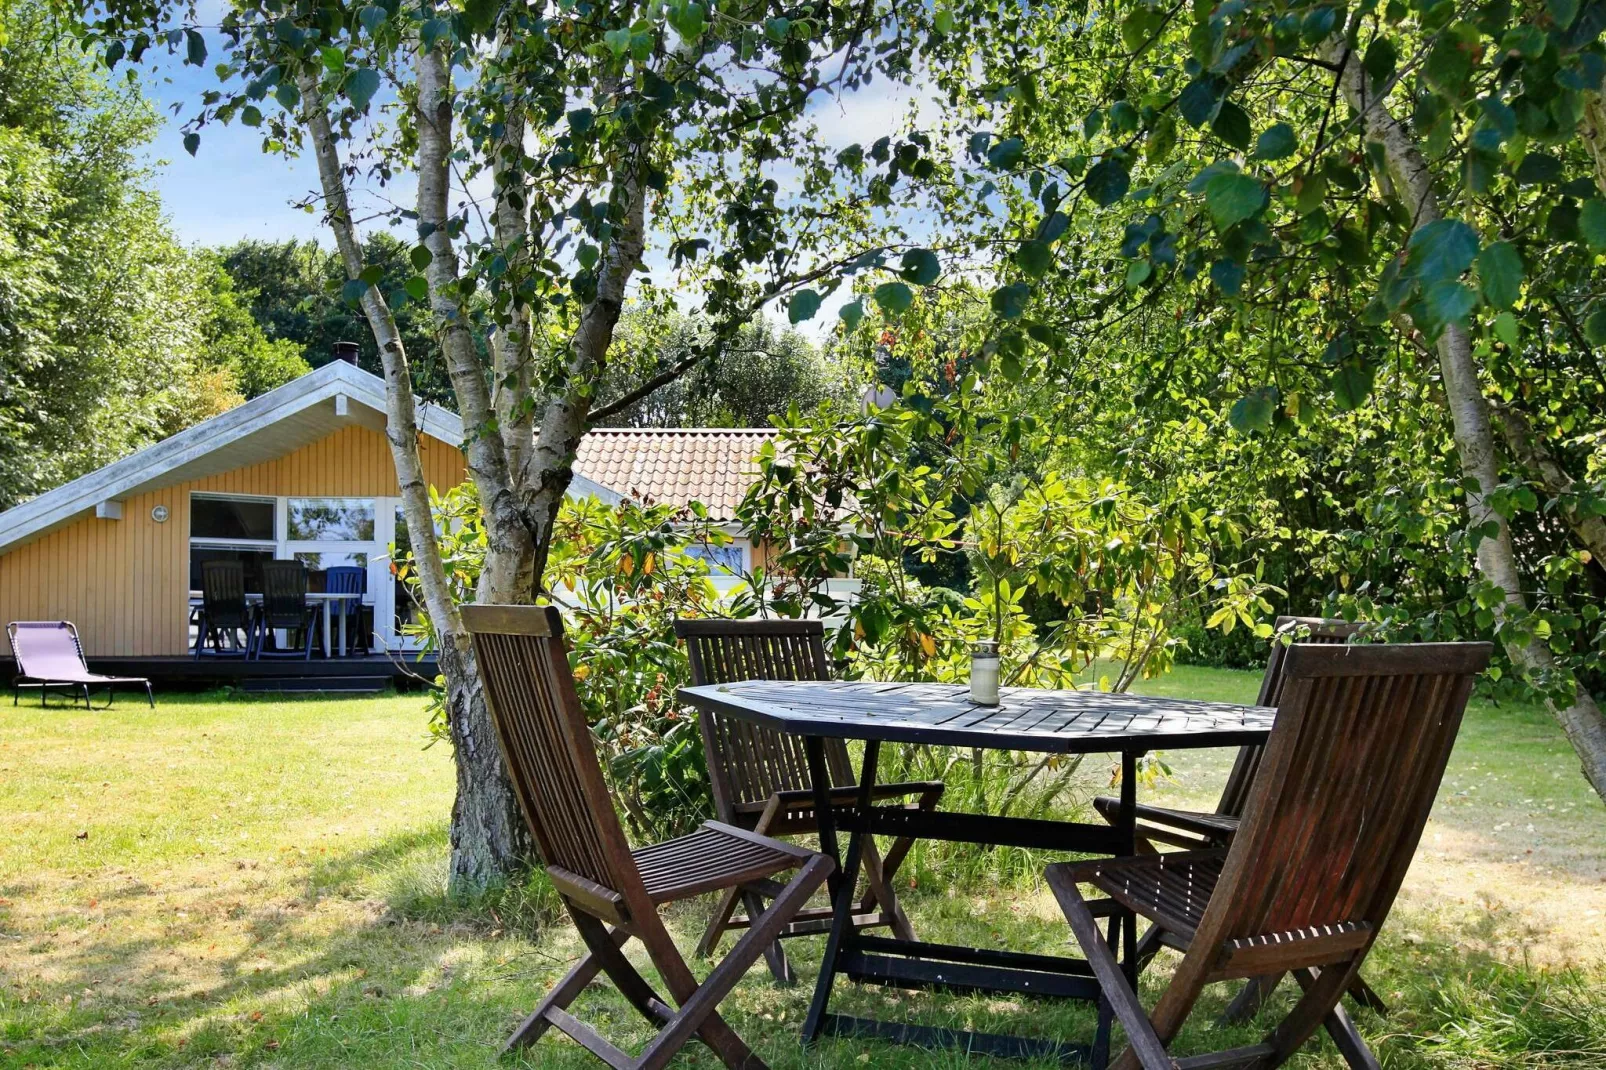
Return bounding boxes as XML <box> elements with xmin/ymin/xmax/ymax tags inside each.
<box><xmin>332</xmin><ymin>341</ymin><xmax>361</xmax><ymax>365</ymax></box>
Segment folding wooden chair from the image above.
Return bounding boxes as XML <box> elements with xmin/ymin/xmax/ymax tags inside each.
<box><xmin>1091</xmin><ymin>617</ymin><xmax>1387</xmax><ymax>1021</ymax></box>
<box><xmin>464</xmin><ymin>605</ymin><xmax>834</xmax><ymax>1068</ymax></box>
<box><xmin>1046</xmin><ymin>640</ymin><xmax>1491</xmax><ymax>1070</ymax></box>
<box><xmin>675</xmin><ymin>618</ymin><xmax>944</xmax><ymax>984</ymax></box>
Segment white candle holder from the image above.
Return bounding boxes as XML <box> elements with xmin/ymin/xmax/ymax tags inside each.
<box><xmin>969</xmin><ymin>640</ymin><xmax>1001</xmax><ymax>706</ymax></box>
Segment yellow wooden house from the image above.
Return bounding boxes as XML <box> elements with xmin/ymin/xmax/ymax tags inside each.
<box><xmin>0</xmin><ymin>360</ymin><xmax>778</xmax><ymax>683</ymax></box>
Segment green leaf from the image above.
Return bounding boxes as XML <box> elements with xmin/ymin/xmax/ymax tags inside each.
<box><xmin>358</xmin><ymin>264</ymin><xmax>386</xmax><ymax>286</ymax></box>
<box><xmin>1253</xmin><ymin>122</ymin><xmax>1296</xmax><ymax>161</ymax></box>
<box><xmin>1178</xmin><ymin>77</ymin><xmax>1222</xmax><ymax>127</ymax></box>
<box><xmin>990</xmin><ymin>282</ymin><xmax>1030</xmax><ymax>319</ymax></box>
<box><xmin>1585</xmin><ymin>308</ymin><xmax>1606</xmax><ymax>346</ymax></box>
<box><xmin>404</xmin><ymin>276</ymin><xmax>429</xmax><ymax>301</ymax></box>
<box><xmin>359</xmin><ymin>5</ymin><xmax>388</xmax><ymax>34</ymax></box>
<box><xmin>987</xmin><ymin>137</ymin><xmax>1025</xmax><ymax>170</ymax></box>
<box><xmin>1493</xmin><ymin>311</ymin><xmax>1520</xmax><ymax>347</ymax></box>
<box><xmin>787</xmin><ymin>289</ymin><xmax>822</xmax><ymax>324</ymax></box>
<box><xmin>1501</xmin><ymin>24</ymin><xmax>1545</xmax><ymax>59</ymax></box>
<box><xmin>1084</xmin><ymin>158</ymin><xmax>1130</xmax><ymax>206</ymax></box>
<box><xmin>182</xmin><ymin>131</ymin><xmax>200</xmax><ymax>156</ymax></box>
<box><xmin>1211</xmin><ymin>100</ymin><xmax>1252</xmax><ymax>150</ymax></box>
<box><xmin>420</xmin><ymin>17</ymin><xmax>451</xmax><ymax>52</ymax></box>
<box><xmin>1229</xmin><ymin>386</ymin><xmax>1279</xmax><ymax>434</ymax></box>
<box><xmin>568</xmin><ymin>108</ymin><xmax>594</xmax><ymax>134</ymax></box>
<box><xmin>240</xmin><ymin>105</ymin><xmax>262</xmax><ymax>127</ymax></box>
<box><xmin>933</xmin><ymin>7</ymin><xmax>956</xmax><ymax>33</ymax></box>
<box><xmin>839</xmin><ymin>298</ymin><xmax>865</xmax><ymax>333</ymax></box>
<box><xmin>410</xmin><ymin>245</ymin><xmax>433</xmax><ymax>271</ymax></box>
<box><xmin>1515</xmin><ymin>153</ymin><xmax>1562</xmax><ymax>186</ymax></box>
<box><xmin>347</xmin><ymin>68</ymin><xmax>381</xmax><ymax>111</ymax></box>
<box><xmin>274</xmin><ymin>82</ymin><xmax>300</xmax><ymax>111</ymax></box>
<box><xmin>669</xmin><ymin>2</ymin><xmax>707</xmax><ymax>40</ymax></box>
<box><xmin>764</xmin><ymin>16</ymin><xmax>791</xmax><ymax>40</ymax></box>
<box><xmin>1550</xmin><ymin>0</ymin><xmax>1580</xmax><ymax>29</ymax></box>
<box><xmin>1406</xmin><ymin>218</ymin><xmax>1478</xmax><ymax>282</ymax></box>
<box><xmin>576</xmin><ymin>244</ymin><xmax>599</xmax><ymax>270</ymax></box>
<box><xmin>1424</xmin><ymin>35</ymin><xmax>1472</xmax><ymax>100</ymax></box>
<box><xmin>1210</xmin><ymin>258</ymin><xmax>1245</xmax><ymax>295</ymax></box>
<box><xmin>322</xmin><ymin>46</ymin><xmax>346</xmax><ymax>72</ymax></box>
<box><xmin>340</xmin><ymin>278</ymin><xmax>369</xmax><ymax>304</ymax></box>
<box><xmin>900</xmin><ymin>248</ymin><xmax>941</xmax><ymax>286</ymax></box>
<box><xmin>1330</xmin><ymin>359</ymin><xmax>1375</xmax><ymax>410</ymax></box>
<box><xmin>1421</xmin><ymin>278</ymin><xmax>1478</xmax><ymax>331</ymax></box>
<box><xmin>1476</xmin><ymin>241</ymin><xmax>1523</xmax><ymax>309</ymax></box>
<box><xmin>1579</xmin><ymin>199</ymin><xmax>1606</xmax><ymax>250</ymax></box>
<box><xmin>603</xmin><ymin>27</ymin><xmax>631</xmax><ymax>55</ymax></box>
<box><xmin>1125</xmin><ymin>260</ymin><xmax>1152</xmax><ymax>287</ymax></box>
<box><xmin>185</xmin><ymin>28</ymin><xmax>207</xmax><ymax>67</ymax></box>
<box><xmin>1362</xmin><ymin>37</ymin><xmax>1397</xmax><ymax>84</ymax></box>
<box><xmin>874</xmin><ymin>281</ymin><xmax>914</xmax><ymax>316</ymax></box>
<box><xmin>1204</xmin><ymin>172</ymin><xmax>1266</xmax><ymax>232</ymax></box>
<box><xmin>1016</xmin><ymin>241</ymin><xmax>1053</xmax><ymax>277</ymax></box>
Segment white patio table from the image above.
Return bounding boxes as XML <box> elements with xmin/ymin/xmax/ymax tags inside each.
<box><xmin>188</xmin><ymin>590</ymin><xmax>364</xmax><ymax>657</ymax></box>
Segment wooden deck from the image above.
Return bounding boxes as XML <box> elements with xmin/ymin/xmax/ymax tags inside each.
<box><xmin>3</xmin><ymin>653</ymin><xmax>437</xmax><ymax>692</ymax></box>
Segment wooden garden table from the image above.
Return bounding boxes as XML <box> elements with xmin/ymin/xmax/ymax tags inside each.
<box><xmin>677</xmin><ymin>679</ymin><xmax>1276</xmax><ymax>1063</ymax></box>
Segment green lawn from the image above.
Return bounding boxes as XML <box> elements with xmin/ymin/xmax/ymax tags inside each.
<box><xmin>2</xmin><ymin>670</ymin><xmax>1603</xmax><ymax>1069</ymax></box>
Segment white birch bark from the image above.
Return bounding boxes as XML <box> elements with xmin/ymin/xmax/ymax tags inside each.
<box><xmin>295</xmin><ymin>70</ymin><xmax>460</xmax><ymax>642</ymax></box>
<box><xmin>1324</xmin><ymin>37</ymin><xmax>1606</xmax><ymax>798</ymax></box>
<box><xmin>414</xmin><ymin>44</ymin><xmax>537</xmax><ymax>605</ymax></box>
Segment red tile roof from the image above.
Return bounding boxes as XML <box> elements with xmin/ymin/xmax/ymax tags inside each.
<box><xmin>574</xmin><ymin>429</ymin><xmax>777</xmax><ymax>521</ymax></box>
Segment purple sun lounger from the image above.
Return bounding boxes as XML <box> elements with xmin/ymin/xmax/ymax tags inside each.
<box><xmin>7</xmin><ymin>621</ymin><xmax>154</xmax><ymax>709</ymax></box>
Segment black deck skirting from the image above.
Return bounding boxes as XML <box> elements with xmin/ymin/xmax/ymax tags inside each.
<box><xmin>1</xmin><ymin>654</ymin><xmax>438</xmax><ymax>687</ymax></box>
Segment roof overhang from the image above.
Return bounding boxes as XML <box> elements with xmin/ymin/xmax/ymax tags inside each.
<box><xmin>0</xmin><ymin>361</ymin><xmax>618</xmax><ymax>555</ymax></box>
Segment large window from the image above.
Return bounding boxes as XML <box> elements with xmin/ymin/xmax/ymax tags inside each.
<box><xmin>287</xmin><ymin>498</ymin><xmax>375</xmax><ymax>541</ymax></box>
<box><xmin>684</xmin><ymin>541</ymin><xmax>746</xmax><ymax>576</ymax></box>
<box><xmin>190</xmin><ymin>494</ymin><xmax>278</xmax><ymax>592</ymax></box>
<box><xmin>192</xmin><ymin>496</ymin><xmax>275</xmax><ymax>541</ymax></box>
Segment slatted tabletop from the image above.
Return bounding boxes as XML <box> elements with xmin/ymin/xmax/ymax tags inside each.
<box><xmin>678</xmin><ymin>679</ymin><xmax>1275</xmax><ymax>754</ymax></box>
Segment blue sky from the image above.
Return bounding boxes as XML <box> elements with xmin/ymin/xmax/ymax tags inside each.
<box><xmin>141</xmin><ymin>50</ymin><xmax>331</xmax><ymax>246</ymax></box>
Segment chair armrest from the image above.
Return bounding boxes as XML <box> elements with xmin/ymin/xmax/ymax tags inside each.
<box><xmin>1091</xmin><ymin>795</ymin><xmax>1240</xmax><ymax>842</ymax></box>
<box><xmin>762</xmin><ymin>781</ymin><xmax>946</xmax><ymax>812</ymax></box>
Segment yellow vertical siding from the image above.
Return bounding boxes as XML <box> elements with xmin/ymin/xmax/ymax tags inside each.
<box><xmin>0</xmin><ymin>426</ymin><xmax>466</xmax><ymax>657</ymax></box>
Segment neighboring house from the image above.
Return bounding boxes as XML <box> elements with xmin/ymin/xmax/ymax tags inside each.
<box><xmin>0</xmin><ymin>360</ymin><xmax>781</xmax><ymax>665</ymax></box>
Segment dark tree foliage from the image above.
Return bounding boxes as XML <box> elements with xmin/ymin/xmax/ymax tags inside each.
<box><xmin>217</xmin><ymin>235</ymin><xmax>455</xmax><ymax>402</ymax></box>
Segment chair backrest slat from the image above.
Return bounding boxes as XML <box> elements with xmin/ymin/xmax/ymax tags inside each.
<box><xmin>464</xmin><ymin>605</ymin><xmax>640</xmax><ymax>900</ymax></box>
<box><xmin>676</xmin><ymin>618</ymin><xmax>853</xmax><ymax>812</ymax></box>
<box><xmin>261</xmin><ymin>561</ymin><xmax>309</xmax><ymax>627</ymax></box>
<box><xmin>1197</xmin><ymin>641</ymin><xmax>1489</xmax><ymax>953</ymax></box>
<box><xmin>1216</xmin><ymin>615</ymin><xmax>1364</xmax><ymax>817</ymax></box>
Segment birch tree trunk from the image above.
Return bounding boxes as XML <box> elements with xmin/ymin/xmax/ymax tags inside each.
<box><xmin>521</xmin><ymin>156</ymin><xmax>650</xmax><ymax>584</ymax></box>
<box><xmin>300</xmin><ymin>63</ymin><xmax>537</xmax><ymax>888</ymax></box>
<box><xmin>295</xmin><ymin>71</ymin><xmax>458</xmax><ymax>640</ymax></box>
<box><xmin>412</xmin><ymin>46</ymin><xmax>537</xmax><ymax>886</ymax></box>
<box><xmin>1325</xmin><ymin>38</ymin><xmax>1606</xmax><ymax>799</ymax></box>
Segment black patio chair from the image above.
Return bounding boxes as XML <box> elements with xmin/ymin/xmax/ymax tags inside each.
<box><xmin>195</xmin><ymin>560</ymin><xmax>257</xmax><ymax>659</ymax></box>
<box><xmin>255</xmin><ymin>561</ymin><xmax>318</xmax><ymax>660</ymax></box>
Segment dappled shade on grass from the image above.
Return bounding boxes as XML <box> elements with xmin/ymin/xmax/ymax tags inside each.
<box><xmin>0</xmin><ymin>678</ymin><xmax>1602</xmax><ymax>1067</ymax></box>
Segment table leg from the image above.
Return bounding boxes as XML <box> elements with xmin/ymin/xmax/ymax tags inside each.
<box><xmin>801</xmin><ymin>738</ymin><xmax>879</xmax><ymax>1045</ymax></box>
<box><xmin>338</xmin><ymin>603</ymin><xmax>349</xmax><ymax>657</ymax></box>
<box><xmin>321</xmin><ymin>600</ymin><xmax>332</xmax><ymax>658</ymax></box>
<box><xmin>1119</xmin><ymin>750</ymin><xmax>1140</xmax><ymax>995</ymax></box>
